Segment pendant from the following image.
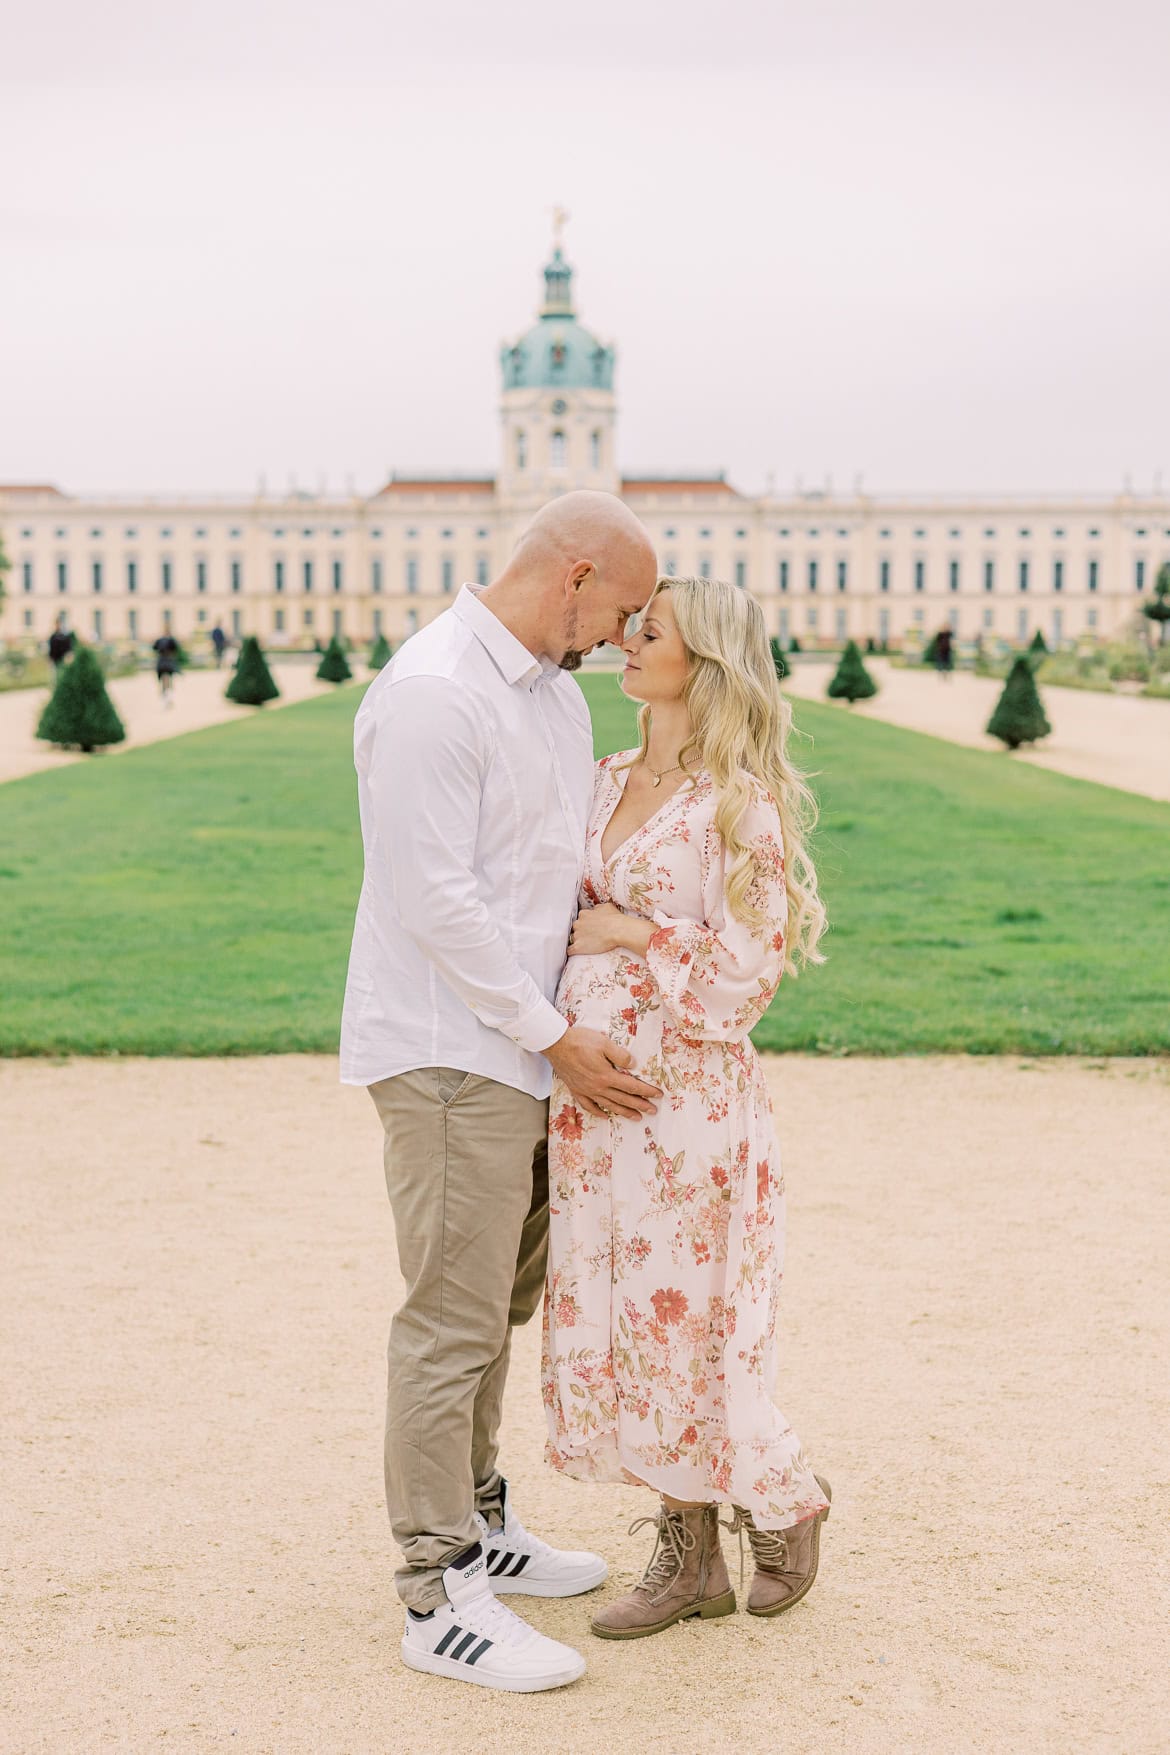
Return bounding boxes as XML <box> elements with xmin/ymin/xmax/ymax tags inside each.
<box><xmin>651</xmin><ymin>773</ymin><xmax>661</xmax><ymax>787</ymax></box>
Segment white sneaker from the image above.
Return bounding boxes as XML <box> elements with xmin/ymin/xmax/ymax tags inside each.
<box><xmin>474</xmin><ymin>1479</ymin><xmax>608</xmax><ymax>1597</ymax></box>
<box><xmin>401</xmin><ymin>1543</ymin><xmax>585</xmax><ymax>1693</ymax></box>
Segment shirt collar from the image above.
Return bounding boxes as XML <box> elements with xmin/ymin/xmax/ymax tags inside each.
<box><xmin>452</xmin><ymin>584</ymin><xmax>554</xmax><ymax>689</ymax></box>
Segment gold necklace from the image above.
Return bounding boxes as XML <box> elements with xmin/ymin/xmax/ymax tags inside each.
<box><xmin>642</xmin><ymin>757</ymin><xmax>685</xmax><ymax>789</ymax></box>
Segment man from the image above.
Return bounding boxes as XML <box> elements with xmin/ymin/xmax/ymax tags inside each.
<box><xmin>47</xmin><ymin>615</ymin><xmax>73</xmax><ymax>675</ymax></box>
<box><xmin>341</xmin><ymin>491</ymin><xmax>660</xmax><ymax>1692</ymax></box>
<box><xmin>210</xmin><ymin>624</ymin><xmax>228</xmax><ymax>668</ymax></box>
<box><xmin>153</xmin><ymin>630</ymin><xmax>180</xmax><ymax>705</ymax></box>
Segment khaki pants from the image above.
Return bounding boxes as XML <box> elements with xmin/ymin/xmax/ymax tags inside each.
<box><xmin>369</xmin><ymin>1067</ymin><xmax>549</xmax><ymax>1611</ymax></box>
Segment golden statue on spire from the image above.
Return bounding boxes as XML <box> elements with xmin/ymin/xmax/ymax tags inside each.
<box><xmin>551</xmin><ymin>205</ymin><xmax>570</xmax><ymax>250</ymax></box>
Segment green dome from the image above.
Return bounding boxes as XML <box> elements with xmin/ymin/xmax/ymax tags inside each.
<box><xmin>501</xmin><ymin>249</ymin><xmax>615</xmax><ymax>392</ymax></box>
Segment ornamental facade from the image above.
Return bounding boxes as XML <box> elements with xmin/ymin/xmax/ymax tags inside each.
<box><xmin>2</xmin><ymin>240</ymin><xmax>1166</xmax><ymax>652</ymax></box>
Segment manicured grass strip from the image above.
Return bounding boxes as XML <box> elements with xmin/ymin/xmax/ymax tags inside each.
<box><xmin>0</xmin><ymin>674</ymin><xmax>1166</xmax><ymax>1056</ymax></box>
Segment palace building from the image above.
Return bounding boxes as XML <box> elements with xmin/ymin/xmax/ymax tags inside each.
<box><xmin>2</xmin><ymin>237</ymin><xmax>1166</xmax><ymax>653</ymax></box>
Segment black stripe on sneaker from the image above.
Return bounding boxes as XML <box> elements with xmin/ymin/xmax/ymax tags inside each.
<box><xmin>450</xmin><ymin>1631</ymin><xmax>478</xmax><ymax>1661</ymax></box>
<box><xmin>433</xmin><ymin>1623</ymin><xmax>463</xmax><ymax>1656</ymax></box>
<box><xmin>487</xmin><ymin>1550</ymin><xmax>514</xmax><ymax>1576</ymax></box>
<box><xmin>464</xmin><ymin>1638</ymin><xmax>492</xmax><ymax>1666</ymax></box>
<box><xmin>505</xmin><ymin>1553</ymin><xmax>529</xmax><ymax>1577</ymax></box>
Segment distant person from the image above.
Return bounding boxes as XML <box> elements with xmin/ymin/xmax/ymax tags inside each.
<box><xmin>933</xmin><ymin>625</ymin><xmax>954</xmax><ymax>678</ymax></box>
<box><xmin>47</xmin><ymin>616</ymin><xmax>73</xmax><ymax>676</ymax></box>
<box><xmin>153</xmin><ymin>632</ymin><xmax>180</xmax><ymax>706</ymax></box>
<box><xmin>210</xmin><ymin>625</ymin><xmax>228</xmax><ymax>668</ymax></box>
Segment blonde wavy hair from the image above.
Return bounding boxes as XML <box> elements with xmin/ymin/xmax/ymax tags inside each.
<box><xmin>620</xmin><ymin>577</ymin><xmax>827</xmax><ymax>972</ymax></box>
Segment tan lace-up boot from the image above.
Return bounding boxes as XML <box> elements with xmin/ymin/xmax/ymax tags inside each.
<box><xmin>590</xmin><ymin>1503</ymin><xmax>736</xmax><ymax>1640</ymax></box>
<box><xmin>725</xmin><ymin>1474</ymin><xmax>832</xmax><ymax>1617</ymax></box>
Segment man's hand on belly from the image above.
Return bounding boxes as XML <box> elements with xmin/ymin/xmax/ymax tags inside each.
<box><xmin>544</xmin><ymin>1027</ymin><xmax>661</xmax><ymax>1121</ymax></box>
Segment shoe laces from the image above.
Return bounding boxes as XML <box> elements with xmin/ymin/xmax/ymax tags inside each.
<box><xmin>628</xmin><ymin>1508</ymin><xmax>695</xmax><ymax>1601</ymax></box>
<box><xmin>721</xmin><ymin>1507</ymin><xmax>789</xmax><ymax>1588</ymax></box>
<box><xmin>452</xmin><ymin>1588</ymin><xmax>543</xmax><ymax>1652</ymax></box>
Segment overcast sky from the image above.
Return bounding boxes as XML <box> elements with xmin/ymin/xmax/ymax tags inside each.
<box><xmin>3</xmin><ymin>0</ymin><xmax>1168</xmax><ymax>498</ymax></box>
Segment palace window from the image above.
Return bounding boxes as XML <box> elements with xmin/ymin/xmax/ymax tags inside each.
<box><xmin>879</xmin><ymin>559</ymin><xmax>890</xmax><ymax>593</ymax></box>
<box><xmin>1053</xmin><ymin>559</ymin><xmax>1063</xmax><ymax>593</ymax></box>
<box><xmin>984</xmin><ymin>559</ymin><xmax>995</xmax><ymax>592</ymax></box>
<box><xmin>274</xmin><ymin>608</ymin><xmax>285</xmax><ymax>632</ymax></box>
<box><xmin>332</xmin><ymin>609</ymin><xmax>343</xmax><ymax>637</ymax></box>
<box><xmin>405</xmin><ymin>609</ymin><xmax>419</xmax><ymax>636</ymax></box>
<box><xmin>807</xmin><ymin>558</ymin><xmax>818</xmax><ymax>593</ymax></box>
<box><xmin>231</xmin><ymin>560</ymin><xmax>242</xmax><ymax>593</ymax></box>
<box><xmin>736</xmin><ymin>528</ymin><xmax>747</xmax><ymax>539</ymax></box>
<box><xmin>92</xmin><ymin>560</ymin><xmax>103</xmax><ymax>594</ymax></box>
<box><xmin>699</xmin><ymin>557</ymin><xmax>712</xmax><ymax>580</ymax></box>
<box><xmin>303</xmin><ymin>607</ymin><xmax>314</xmax><ymax>628</ymax></box>
<box><xmin>371</xmin><ymin>559</ymin><xmax>383</xmax><ymax>594</ymax></box>
<box><xmin>127</xmin><ymin>560</ymin><xmax>137</xmax><ymax>594</ymax></box>
<box><xmin>197</xmin><ymin>560</ymin><xmax>207</xmax><ymax>593</ymax></box>
<box><xmin>914</xmin><ymin>559</ymin><xmax>925</xmax><ymax>592</ymax></box>
<box><xmin>1087</xmin><ymin>607</ymin><xmax>1098</xmax><ymax>628</ymax></box>
<box><xmin>664</xmin><ymin>557</ymin><xmax>677</xmax><ymax>577</ymax></box>
<box><xmin>406</xmin><ymin>557</ymin><xmax>419</xmax><ymax>595</ymax></box>
<box><xmin>807</xmin><ymin>605</ymin><xmax>818</xmax><ymax>630</ymax></box>
<box><xmin>1088</xmin><ymin>559</ymin><xmax>1099</xmax><ymax>592</ymax></box>
<box><xmin>590</xmin><ymin>431</ymin><xmax>602</xmax><ymax>470</ymax></box>
<box><xmin>1017</xmin><ymin>608</ymin><xmax>1028</xmax><ymax>639</ymax></box>
<box><xmin>373</xmin><ymin>609</ymin><xmax>383</xmax><ymax>637</ymax></box>
<box><xmin>1136</xmin><ymin>558</ymin><xmax>1146</xmax><ymax>591</ymax></box>
<box><xmin>57</xmin><ymin>560</ymin><xmax>68</xmax><ymax>593</ymax></box>
<box><xmin>550</xmin><ymin>431</ymin><xmax>567</xmax><ymax>470</ymax></box>
<box><xmin>1019</xmin><ymin>559</ymin><xmax>1029</xmax><ymax>592</ymax></box>
<box><xmin>835</xmin><ymin>606</ymin><xmax>847</xmax><ymax>639</ymax></box>
<box><xmin>778</xmin><ymin>559</ymin><xmax>789</xmax><ymax>592</ymax></box>
<box><xmin>333</xmin><ymin>559</ymin><xmax>343</xmax><ymax>593</ymax></box>
<box><xmin>128</xmin><ymin>608</ymin><xmax>138</xmax><ymax>638</ymax></box>
<box><xmin>441</xmin><ymin>558</ymin><xmax>455</xmax><ymax>594</ymax></box>
<box><xmin>93</xmin><ymin>608</ymin><xmax>103</xmax><ymax>639</ymax></box>
<box><xmin>162</xmin><ymin>561</ymin><xmax>172</xmax><ymax>594</ymax></box>
<box><xmin>735</xmin><ymin>559</ymin><xmax>747</xmax><ymax>589</ymax></box>
<box><xmin>22</xmin><ymin>561</ymin><xmax>32</xmax><ymax>593</ymax></box>
<box><xmin>231</xmin><ymin>609</ymin><xmax>241</xmax><ymax>637</ymax></box>
<box><xmin>476</xmin><ymin>555</ymin><xmax>489</xmax><ymax>586</ymax></box>
<box><xmin>949</xmin><ymin>558</ymin><xmax>960</xmax><ymax>592</ymax></box>
<box><xmin>303</xmin><ymin>560</ymin><xmax>313</xmax><ymax>592</ymax></box>
<box><xmin>516</xmin><ymin>431</ymin><xmax>527</xmax><ymax>470</ymax></box>
<box><xmin>274</xmin><ymin>559</ymin><xmax>285</xmax><ymax>593</ymax></box>
<box><xmin>914</xmin><ymin>528</ymin><xmax>926</xmax><ymax>538</ymax></box>
<box><xmin>836</xmin><ymin>558</ymin><xmax>848</xmax><ymax>592</ymax></box>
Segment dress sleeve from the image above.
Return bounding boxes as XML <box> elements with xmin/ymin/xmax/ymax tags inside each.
<box><xmin>644</xmin><ymin>783</ymin><xmax>787</xmax><ymax>1041</ymax></box>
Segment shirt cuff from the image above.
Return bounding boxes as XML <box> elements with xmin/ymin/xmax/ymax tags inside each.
<box><xmin>508</xmin><ymin>997</ymin><xmax>569</xmax><ymax>1056</ymax></box>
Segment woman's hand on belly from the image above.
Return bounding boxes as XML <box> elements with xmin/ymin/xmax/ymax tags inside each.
<box><xmin>568</xmin><ymin>902</ymin><xmax>655</xmax><ymax>961</ymax></box>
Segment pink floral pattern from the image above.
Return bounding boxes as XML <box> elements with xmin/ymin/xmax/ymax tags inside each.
<box><xmin>542</xmin><ymin>752</ymin><xmax>828</xmax><ymax>1530</ymax></box>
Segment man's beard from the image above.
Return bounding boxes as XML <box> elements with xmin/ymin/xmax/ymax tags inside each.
<box><xmin>558</xmin><ymin>649</ymin><xmax>584</xmax><ymax>672</ymax></box>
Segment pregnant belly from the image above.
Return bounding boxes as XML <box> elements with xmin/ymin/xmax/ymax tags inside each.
<box><xmin>556</xmin><ymin>949</ymin><xmax>664</xmax><ymax>1049</ymax></box>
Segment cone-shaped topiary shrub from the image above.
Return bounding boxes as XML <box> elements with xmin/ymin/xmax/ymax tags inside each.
<box><xmin>769</xmin><ymin>636</ymin><xmax>788</xmax><ymax>680</ymax></box>
<box><xmin>1141</xmin><ymin>563</ymin><xmax>1170</xmax><ymax>646</ymax></box>
<box><xmin>316</xmin><ymin>635</ymin><xmax>353</xmax><ymax>683</ymax></box>
<box><xmin>369</xmin><ymin>632</ymin><xmax>392</xmax><ymax>671</ymax></box>
<box><xmin>987</xmin><ymin>655</ymin><xmax>1051</xmax><ymax>749</ymax></box>
<box><xmin>922</xmin><ymin>632</ymin><xmax>941</xmax><ymax>666</ymax></box>
<box><xmin>36</xmin><ymin>643</ymin><xmax>126</xmax><ymax>752</ymax></box>
<box><xmin>1029</xmin><ymin>629</ymin><xmax>1048</xmax><ymax>658</ymax></box>
<box><xmin>225</xmin><ymin>636</ymin><xmax>280</xmax><ymax>706</ymax></box>
<box><xmin>827</xmin><ymin>639</ymin><xmax>877</xmax><ymax>703</ymax></box>
<box><xmin>788</xmin><ymin>635</ymin><xmax>802</xmax><ymax>654</ymax></box>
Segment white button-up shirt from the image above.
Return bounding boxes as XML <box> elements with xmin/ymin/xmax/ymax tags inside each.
<box><xmin>340</xmin><ymin>586</ymin><xmax>594</xmax><ymax>1100</ymax></box>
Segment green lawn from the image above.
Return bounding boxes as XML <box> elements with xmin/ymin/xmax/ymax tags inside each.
<box><xmin>0</xmin><ymin>676</ymin><xmax>1166</xmax><ymax>1056</ymax></box>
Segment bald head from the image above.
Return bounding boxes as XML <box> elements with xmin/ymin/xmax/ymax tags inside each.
<box><xmin>483</xmin><ymin>491</ymin><xmax>659</xmax><ymax>670</ymax></box>
<box><xmin>513</xmin><ymin>490</ymin><xmax>656</xmax><ymax>577</ymax></box>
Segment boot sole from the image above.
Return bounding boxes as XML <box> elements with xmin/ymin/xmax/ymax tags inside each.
<box><xmin>591</xmin><ymin>1588</ymin><xmax>737</xmax><ymax>1641</ymax></box>
<box><xmin>747</xmin><ymin>1476</ymin><xmax>832</xmax><ymax>1619</ymax></box>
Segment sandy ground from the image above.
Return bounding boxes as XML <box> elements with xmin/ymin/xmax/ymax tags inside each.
<box><xmin>0</xmin><ymin>665</ymin><xmax>359</xmax><ymax>785</ymax></box>
<box><xmin>780</xmin><ymin>659</ymin><xmax>1170</xmax><ymax>802</ymax></box>
<box><xmin>3</xmin><ymin>1054</ymin><xmax>1168</xmax><ymax>1754</ymax></box>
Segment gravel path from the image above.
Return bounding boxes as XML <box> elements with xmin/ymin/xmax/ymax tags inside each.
<box><xmin>781</xmin><ymin>659</ymin><xmax>1170</xmax><ymax>802</ymax></box>
<box><xmin>3</xmin><ymin>1054</ymin><xmax>1167</xmax><ymax>1753</ymax></box>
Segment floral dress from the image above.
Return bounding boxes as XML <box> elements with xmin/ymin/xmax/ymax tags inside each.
<box><xmin>542</xmin><ymin>752</ymin><xmax>829</xmax><ymax>1531</ymax></box>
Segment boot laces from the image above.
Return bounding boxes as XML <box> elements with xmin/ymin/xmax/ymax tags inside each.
<box><xmin>721</xmin><ymin>1507</ymin><xmax>789</xmax><ymax>1588</ymax></box>
<box><xmin>628</xmin><ymin>1508</ymin><xmax>695</xmax><ymax>1602</ymax></box>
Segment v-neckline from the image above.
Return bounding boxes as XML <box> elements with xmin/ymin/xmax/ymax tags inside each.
<box><xmin>599</xmin><ymin>761</ymin><xmax>702</xmax><ymax>868</ymax></box>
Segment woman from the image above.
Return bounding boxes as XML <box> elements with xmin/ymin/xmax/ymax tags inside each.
<box><xmin>542</xmin><ymin>576</ymin><xmax>831</xmax><ymax>1641</ymax></box>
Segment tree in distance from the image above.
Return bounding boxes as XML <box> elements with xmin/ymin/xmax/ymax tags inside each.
<box><xmin>768</xmin><ymin>635</ymin><xmax>789</xmax><ymax>680</ymax></box>
<box><xmin>788</xmin><ymin>635</ymin><xmax>802</xmax><ymax>654</ymax></box>
<box><xmin>36</xmin><ymin>642</ymin><xmax>126</xmax><ymax>752</ymax></box>
<box><xmin>316</xmin><ymin>636</ymin><xmax>353</xmax><ymax>684</ymax></box>
<box><xmin>226</xmin><ymin>636</ymin><xmax>280</xmax><ymax>706</ymax></box>
<box><xmin>369</xmin><ymin>632</ymin><xmax>392</xmax><ymax>671</ymax></box>
<box><xmin>827</xmin><ymin>639</ymin><xmax>878</xmax><ymax>704</ymax></box>
<box><xmin>1142</xmin><ymin>563</ymin><xmax>1170</xmax><ymax>646</ymax></box>
<box><xmin>987</xmin><ymin>655</ymin><xmax>1052</xmax><ymax>749</ymax></box>
<box><xmin>1029</xmin><ymin>629</ymin><xmax>1049</xmax><ymax>662</ymax></box>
